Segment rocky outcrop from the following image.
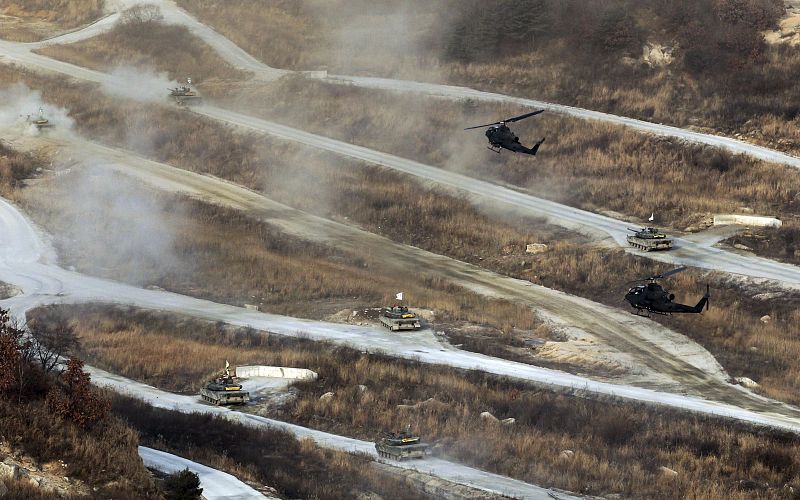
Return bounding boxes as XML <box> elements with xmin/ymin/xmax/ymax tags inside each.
<box><xmin>735</xmin><ymin>377</ymin><xmax>760</xmax><ymax>389</ymax></box>
<box><xmin>525</xmin><ymin>243</ymin><xmax>548</xmax><ymax>254</ymax></box>
<box><xmin>0</xmin><ymin>446</ymin><xmax>89</xmax><ymax>497</ymax></box>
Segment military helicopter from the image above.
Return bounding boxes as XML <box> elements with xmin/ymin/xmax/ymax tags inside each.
<box><xmin>464</xmin><ymin>110</ymin><xmax>546</xmax><ymax>155</ymax></box>
<box><xmin>625</xmin><ymin>266</ymin><xmax>709</xmax><ymax>316</ymax></box>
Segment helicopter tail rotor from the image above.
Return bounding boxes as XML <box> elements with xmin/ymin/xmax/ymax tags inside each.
<box><xmin>691</xmin><ymin>284</ymin><xmax>710</xmax><ymax>313</ymax></box>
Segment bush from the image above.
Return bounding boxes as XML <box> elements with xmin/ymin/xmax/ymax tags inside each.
<box><xmin>163</xmin><ymin>468</ymin><xmax>202</xmax><ymax>500</ymax></box>
<box><xmin>46</xmin><ymin>358</ymin><xmax>111</xmax><ymax>429</ymax></box>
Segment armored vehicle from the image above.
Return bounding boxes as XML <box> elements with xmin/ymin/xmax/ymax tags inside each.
<box><xmin>28</xmin><ymin>108</ymin><xmax>52</xmax><ymax>130</ymax></box>
<box><xmin>169</xmin><ymin>78</ymin><xmax>202</xmax><ymax>106</ymax></box>
<box><xmin>200</xmin><ymin>362</ymin><xmax>250</xmax><ymax>405</ymax></box>
<box><xmin>379</xmin><ymin>305</ymin><xmax>421</xmax><ymax>331</ymax></box>
<box><xmin>626</xmin><ymin>227</ymin><xmax>673</xmax><ymax>251</ymax></box>
<box><xmin>375</xmin><ymin>429</ymin><xmax>430</xmax><ymax>460</ymax></box>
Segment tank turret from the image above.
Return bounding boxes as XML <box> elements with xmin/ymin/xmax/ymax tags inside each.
<box><xmin>374</xmin><ymin>427</ymin><xmax>430</xmax><ymax>460</ymax></box>
<box><xmin>626</xmin><ymin>227</ymin><xmax>673</xmax><ymax>251</ymax></box>
<box><xmin>28</xmin><ymin>107</ymin><xmax>53</xmax><ymax>129</ymax></box>
<box><xmin>199</xmin><ymin>361</ymin><xmax>250</xmax><ymax>405</ymax></box>
<box><xmin>169</xmin><ymin>78</ymin><xmax>202</xmax><ymax>106</ymax></box>
<box><xmin>379</xmin><ymin>305</ymin><xmax>421</xmax><ymax>331</ymax></box>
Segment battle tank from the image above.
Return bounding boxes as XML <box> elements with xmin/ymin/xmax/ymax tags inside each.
<box><xmin>626</xmin><ymin>227</ymin><xmax>673</xmax><ymax>251</ymax></box>
<box><xmin>28</xmin><ymin>108</ymin><xmax>53</xmax><ymax>129</ymax></box>
<box><xmin>169</xmin><ymin>78</ymin><xmax>202</xmax><ymax>106</ymax></box>
<box><xmin>200</xmin><ymin>362</ymin><xmax>250</xmax><ymax>406</ymax></box>
<box><xmin>374</xmin><ymin>428</ymin><xmax>431</xmax><ymax>460</ymax></box>
<box><xmin>379</xmin><ymin>305</ymin><xmax>421</xmax><ymax>331</ymax></box>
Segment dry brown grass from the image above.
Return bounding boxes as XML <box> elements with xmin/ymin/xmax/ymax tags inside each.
<box><xmin>5</xmin><ymin>67</ymin><xmax>800</xmax><ymax>403</ymax></box>
<box><xmin>175</xmin><ymin>0</ymin><xmax>325</xmax><ymax>70</ymax></box>
<box><xmin>22</xmin><ymin>12</ymin><xmax>800</xmax><ymax>228</ymax></box>
<box><xmin>21</xmin><ymin>172</ymin><xmax>544</xmax><ymax>334</ymax></box>
<box><xmin>35</xmin><ymin>15</ymin><xmax>248</xmax><ymax>83</ymax></box>
<box><xmin>0</xmin><ymin>140</ymin><xmax>46</xmax><ymax>197</ymax></box>
<box><xmin>0</xmin><ymin>0</ymin><xmax>104</xmax><ymax>41</ymax></box>
<box><xmin>177</xmin><ymin>0</ymin><xmax>800</xmax><ymax>154</ymax></box>
<box><xmin>42</xmin><ymin>303</ymin><xmax>800</xmax><ymax>500</ymax></box>
<box><xmin>111</xmin><ymin>394</ymin><xmax>429</xmax><ymax>500</ymax></box>
<box><xmin>211</xmin><ymin>75</ymin><xmax>800</xmax><ymax>229</ymax></box>
<box><xmin>0</xmin><ymin>398</ymin><xmax>157</xmax><ymax>497</ymax></box>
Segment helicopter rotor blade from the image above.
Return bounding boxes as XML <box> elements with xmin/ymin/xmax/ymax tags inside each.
<box><xmin>504</xmin><ymin>109</ymin><xmax>545</xmax><ymax>123</ymax></box>
<box><xmin>464</xmin><ymin>121</ymin><xmax>503</xmax><ymax>130</ymax></box>
<box><xmin>655</xmin><ymin>266</ymin><xmax>687</xmax><ymax>280</ymax></box>
<box><xmin>631</xmin><ymin>266</ymin><xmax>688</xmax><ymax>283</ymax></box>
<box><xmin>464</xmin><ymin>110</ymin><xmax>544</xmax><ymax>130</ymax></box>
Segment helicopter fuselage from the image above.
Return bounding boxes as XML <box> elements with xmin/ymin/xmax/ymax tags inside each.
<box><xmin>486</xmin><ymin>124</ymin><xmax>518</xmax><ymax>146</ymax></box>
<box><xmin>625</xmin><ymin>282</ymin><xmax>708</xmax><ymax>315</ymax></box>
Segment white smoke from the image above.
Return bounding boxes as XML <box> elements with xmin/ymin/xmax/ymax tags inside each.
<box><xmin>0</xmin><ymin>82</ymin><xmax>75</xmax><ymax>135</ymax></box>
<box><xmin>38</xmin><ymin>161</ymin><xmax>188</xmax><ymax>287</ymax></box>
<box><xmin>100</xmin><ymin>65</ymin><xmax>179</xmax><ymax>103</ymax></box>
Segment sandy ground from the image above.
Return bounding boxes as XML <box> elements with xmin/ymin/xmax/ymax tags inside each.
<box><xmin>139</xmin><ymin>446</ymin><xmax>269</xmax><ymax>500</ymax></box>
<box><xmin>764</xmin><ymin>1</ymin><xmax>800</xmax><ymax>46</ymax></box>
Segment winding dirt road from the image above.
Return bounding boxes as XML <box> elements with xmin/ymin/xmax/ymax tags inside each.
<box><xmin>3</xmin><ymin>24</ymin><xmax>800</xmax><ymax>288</ymax></box>
<box><xmin>29</xmin><ymin>0</ymin><xmax>800</xmax><ymax>167</ymax></box>
<box><xmin>3</xmin><ymin>4</ymin><xmax>799</xmax><ymax>495</ymax></box>
<box><xmin>139</xmin><ymin>447</ymin><xmax>268</xmax><ymax>500</ymax></box>
<box><xmin>4</xmin><ymin>134</ymin><xmax>800</xmax><ymax>434</ymax></box>
<box><xmin>101</xmin><ymin>369</ymin><xmax>574</xmax><ymax>500</ymax></box>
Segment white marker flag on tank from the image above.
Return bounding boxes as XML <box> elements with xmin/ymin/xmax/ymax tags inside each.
<box><xmin>395</xmin><ymin>292</ymin><xmax>403</xmax><ymax>301</ymax></box>
<box><xmin>649</xmin><ymin>213</ymin><xmax>655</xmax><ymax>222</ymax></box>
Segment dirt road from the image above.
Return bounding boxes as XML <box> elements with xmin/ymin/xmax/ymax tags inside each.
<box><xmin>26</xmin><ymin>0</ymin><xmax>800</xmax><ymax>166</ymax></box>
<box><xmin>197</xmin><ymin>105</ymin><xmax>800</xmax><ymax>287</ymax></box>
<box><xmin>3</xmin><ymin>32</ymin><xmax>800</xmax><ymax>287</ymax></box>
<box><xmin>9</xmin><ymin>133</ymin><xmax>727</xmax><ymax>388</ymax></box>
<box><xmin>100</xmin><ymin>369</ymin><xmax>574</xmax><ymax>499</ymax></box>
<box><xmin>1</xmin><ymin>198</ymin><xmax>799</xmax><ymax>432</ymax></box>
<box><xmin>6</xmin><ymin>134</ymin><xmax>800</xmax><ymax>431</ymax></box>
<box><xmin>139</xmin><ymin>447</ymin><xmax>269</xmax><ymax>500</ymax></box>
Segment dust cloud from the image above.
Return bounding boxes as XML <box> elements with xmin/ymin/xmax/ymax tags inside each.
<box><xmin>100</xmin><ymin>65</ymin><xmax>179</xmax><ymax>103</ymax></box>
<box><xmin>0</xmin><ymin>82</ymin><xmax>75</xmax><ymax>135</ymax></box>
<box><xmin>30</xmin><ymin>162</ymin><xmax>189</xmax><ymax>287</ymax></box>
<box><xmin>303</xmin><ymin>0</ymin><xmax>443</xmax><ymax>78</ymax></box>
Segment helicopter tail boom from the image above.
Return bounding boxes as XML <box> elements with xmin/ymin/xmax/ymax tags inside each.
<box><xmin>691</xmin><ymin>284</ymin><xmax>710</xmax><ymax>313</ymax></box>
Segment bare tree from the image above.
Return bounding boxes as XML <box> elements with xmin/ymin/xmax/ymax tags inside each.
<box><xmin>120</xmin><ymin>4</ymin><xmax>163</xmax><ymax>25</ymax></box>
<box><xmin>29</xmin><ymin>310</ymin><xmax>80</xmax><ymax>374</ymax></box>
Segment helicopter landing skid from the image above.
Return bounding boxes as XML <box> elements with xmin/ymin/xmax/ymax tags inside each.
<box><xmin>487</xmin><ymin>145</ymin><xmax>502</xmax><ymax>154</ymax></box>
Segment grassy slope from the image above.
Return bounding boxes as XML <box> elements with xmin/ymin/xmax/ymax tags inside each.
<box><xmin>4</xmin><ymin>67</ymin><xmax>800</xmax><ymax>404</ymax></box>
<box><xmin>38</xmin><ymin>303</ymin><xmax>800</xmax><ymax>500</ymax></box>
<box><xmin>176</xmin><ymin>0</ymin><xmax>800</xmax><ymax>155</ymax></box>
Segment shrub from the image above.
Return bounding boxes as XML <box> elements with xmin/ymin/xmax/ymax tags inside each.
<box><xmin>46</xmin><ymin>358</ymin><xmax>111</xmax><ymax>428</ymax></box>
<box><xmin>163</xmin><ymin>468</ymin><xmax>202</xmax><ymax>500</ymax></box>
